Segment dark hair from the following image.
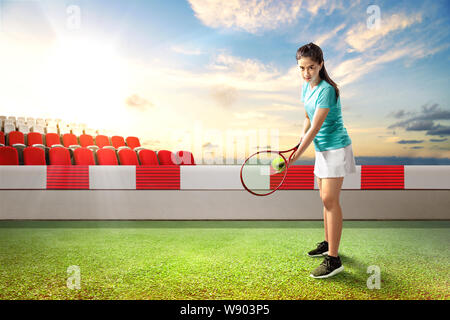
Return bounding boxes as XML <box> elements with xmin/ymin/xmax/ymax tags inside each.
<box><xmin>296</xmin><ymin>42</ymin><xmax>339</xmax><ymax>101</ymax></box>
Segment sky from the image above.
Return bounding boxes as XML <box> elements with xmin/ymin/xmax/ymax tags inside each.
<box><xmin>0</xmin><ymin>0</ymin><xmax>449</xmax><ymax>164</ymax></box>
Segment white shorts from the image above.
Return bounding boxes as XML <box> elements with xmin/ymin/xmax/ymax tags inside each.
<box><xmin>314</xmin><ymin>143</ymin><xmax>357</xmax><ymax>178</ymax></box>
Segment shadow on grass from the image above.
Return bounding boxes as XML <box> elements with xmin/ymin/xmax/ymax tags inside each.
<box><xmin>310</xmin><ymin>253</ymin><xmax>414</xmax><ymax>299</ymax></box>
<box><xmin>337</xmin><ymin>254</ymin><xmax>373</xmax><ymax>284</ymax></box>
<box><xmin>0</xmin><ymin>220</ymin><xmax>448</xmax><ymax>229</ymax></box>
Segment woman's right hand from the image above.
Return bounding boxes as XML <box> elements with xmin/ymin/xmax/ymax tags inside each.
<box><xmin>299</xmin><ymin>135</ymin><xmax>304</xmax><ymax>145</ymax></box>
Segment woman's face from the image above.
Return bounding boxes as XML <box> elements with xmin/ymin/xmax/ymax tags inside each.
<box><xmin>297</xmin><ymin>57</ymin><xmax>323</xmax><ymax>83</ymax></box>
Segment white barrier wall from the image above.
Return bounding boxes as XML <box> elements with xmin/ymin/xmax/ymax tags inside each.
<box><xmin>0</xmin><ymin>165</ymin><xmax>449</xmax><ymax>220</ymax></box>
<box><xmin>0</xmin><ymin>165</ymin><xmax>449</xmax><ymax>190</ymax></box>
<box><xmin>0</xmin><ymin>190</ymin><xmax>448</xmax><ymax>220</ymax></box>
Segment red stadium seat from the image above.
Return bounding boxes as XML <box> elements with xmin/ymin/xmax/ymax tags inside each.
<box><xmin>80</xmin><ymin>134</ymin><xmax>94</xmax><ymax>147</ymax></box>
<box><xmin>0</xmin><ymin>131</ymin><xmax>4</xmax><ymax>146</ymax></box>
<box><xmin>138</xmin><ymin>149</ymin><xmax>159</xmax><ymax>165</ymax></box>
<box><xmin>62</xmin><ymin>133</ymin><xmax>80</xmax><ymax>148</ymax></box>
<box><xmin>0</xmin><ymin>146</ymin><xmax>19</xmax><ymax>165</ymax></box>
<box><xmin>73</xmin><ymin>148</ymin><xmax>95</xmax><ymax>165</ymax></box>
<box><xmin>79</xmin><ymin>134</ymin><xmax>99</xmax><ymax>151</ymax></box>
<box><xmin>157</xmin><ymin>150</ymin><xmax>181</xmax><ymax>165</ymax></box>
<box><xmin>49</xmin><ymin>147</ymin><xmax>72</xmax><ymax>165</ymax></box>
<box><xmin>96</xmin><ymin>148</ymin><xmax>118</xmax><ymax>165</ymax></box>
<box><xmin>27</xmin><ymin>132</ymin><xmax>44</xmax><ymax>147</ymax></box>
<box><xmin>126</xmin><ymin>136</ymin><xmax>141</xmax><ymax>149</ymax></box>
<box><xmin>7</xmin><ymin>131</ymin><xmax>26</xmax><ymax>165</ymax></box>
<box><xmin>23</xmin><ymin>147</ymin><xmax>46</xmax><ymax>165</ymax></box>
<box><xmin>45</xmin><ymin>133</ymin><xmax>63</xmax><ymax>147</ymax></box>
<box><xmin>118</xmin><ymin>148</ymin><xmax>139</xmax><ymax>165</ymax></box>
<box><xmin>111</xmin><ymin>136</ymin><xmax>126</xmax><ymax>149</ymax></box>
<box><xmin>177</xmin><ymin>151</ymin><xmax>196</xmax><ymax>165</ymax></box>
<box><xmin>95</xmin><ymin>135</ymin><xmax>111</xmax><ymax>148</ymax></box>
<box><xmin>8</xmin><ymin>131</ymin><xmax>25</xmax><ymax>146</ymax></box>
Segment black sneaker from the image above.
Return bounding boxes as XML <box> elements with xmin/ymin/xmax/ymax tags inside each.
<box><xmin>307</xmin><ymin>241</ymin><xmax>329</xmax><ymax>257</ymax></box>
<box><xmin>310</xmin><ymin>255</ymin><xmax>344</xmax><ymax>279</ymax></box>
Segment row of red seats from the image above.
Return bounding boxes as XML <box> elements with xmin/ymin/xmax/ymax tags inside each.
<box><xmin>0</xmin><ymin>131</ymin><xmax>141</xmax><ymax>150</ymax></box>
<box><xmin>0</xmin><ymin>146</ymin><xmax>195</xmax><ymax>166</ymax></box>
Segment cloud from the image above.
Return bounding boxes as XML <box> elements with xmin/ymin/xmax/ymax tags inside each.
<box><xmin>125</xmin><ymin>94</ymin><xmax>154</xmax><ymax>111</ymax></box>
<box><xmin>314</xmin><ymin>23</ymin><xmax>346</xmax><ymax>47</ymax></box>
<box><xmin>388</xmin><ymin>103</ymin><xmax>450</xmax><ymax>127</ymax></box>
<box><xmin>387</xmin><ymin>109</ymin><xmax>415</xmax><ymax>119</ymax></box>
<box><xmin>303</xmin><ymin>0</ymin><xmax>325</xmax><ymax>16</ymax></box>
<box><xmin>330</xmin><ymin>56</ymin><xmax>367</xmax><ymax>87</ymax></box>
<box><xmin>304</xmin><ymin>0</ymin><xmax>348</xmax><ymax>17</ymax></box>
<box><xmin>187</xmin><ymin>0</ymin><xmax>353</xmax><ymax>34</ymax></box>
<box><xmin>426</xmin><ymin>124</ymin><xmax>450</xmax><ymax>137</ymax></box>
<box><xmin>161</xmin><ymin>52</ymin><xmax>287</xmax><ymax>92</ymax></box>
<box><xmin>188</xmin><ymin>0</ymin><xmax>303</xmax><ymax>34</ymax></box>
<box><xmin>331</xmin><ymin>43</ymin><xmax>428</xmax><ymax>86</ymax></box>
<box><xmin>422</xmin><ymin>103</ymin><xmax>439</xmax><ymax>113</ymax></box>
<box><xmin>405</xmin><ymin>120</ymin><xmax>435</xmax><ymax>131</ymax></box>
<box><xmin>405</xmin><ymin>43</ymin><xmax>450</xmax><ymax>65</ymax></box>
<box><xmin>127</xmin><ymin>52</ymin><xmax>302</xmax><ymax>138</ymax></box>
<box><xmin>159</xmin><ymin>52</ymin><xmax>300</xmax><ymax>101</ymax></box>
<box><xmin>211</xmin><ymin>53</ymin><xmax>280</xmax><ymax>81</ymax></box>
<box><xmin>345</xmin><ymin>12</ymin><xmax>423</xmax><ymax>53</ymax></box>
<box><xmin>397</xmin><ymin>140</ymin><xmax>424</xmax><ymax>144</ymax></box>
<box><xmin>388</xmin><ymin>103</ymin><xmax>450</xmax><ymax>137</ymax></box>
<box><xmin>210</xmin><ymin>85</ymin><xmax>239</xmax><ymax>108</ymax></box>
<box><xmin>430</xmin><ymin>138</ymin><xmax>448</xmax><ymax>142</ymax></box>
<box><xmin>328</xmin><ymin>9</ymin><xmax>447</xmax><ymax>87</ymax></box>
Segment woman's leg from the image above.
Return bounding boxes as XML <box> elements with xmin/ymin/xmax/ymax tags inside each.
<box><xmin>317</xmin><ymin>176</ymin><xmax>328</xmax><ymax>242</ymax></box>
<box><xmin>321</xmin><ymin>177</ymin><xmax>344</xmax><ymax>257</ymax></box>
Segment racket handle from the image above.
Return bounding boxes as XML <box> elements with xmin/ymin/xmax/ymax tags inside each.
<box><xmin>295</xmin><ymin>137</ymin><xmax>303</xmax><ymax>149</ymax></box>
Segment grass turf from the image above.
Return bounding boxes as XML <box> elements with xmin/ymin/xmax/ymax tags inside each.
<box><xmin>0</xmin><ymin>221</ymin><xmax>448</xmax><ymax>300</ymax></box>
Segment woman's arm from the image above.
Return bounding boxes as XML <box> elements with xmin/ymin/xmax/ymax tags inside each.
<box><xmin>290</xmin><ymin>108</ymin><xmax>329</xmax><ymax>164</ymax></box>
<box><xmin>302</xmin><ymin>116</ymin><xmax>311</xmax><ymax>136</ymax></box>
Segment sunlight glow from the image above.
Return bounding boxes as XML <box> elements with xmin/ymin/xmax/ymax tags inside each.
<box><xmin>38</xmin><ymin>36</ymin><xmax>130</xmax><ymax>133</ymax></box>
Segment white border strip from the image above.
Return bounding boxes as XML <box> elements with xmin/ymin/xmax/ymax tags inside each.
<box><xmin>180</xmin><ymin>165</ymin><xmax>244</xmax><ymax>190</ymax></box>
<box><xmin>0</xmin><ymin>165</ymin><xmax>449</xmax><ymax>190</ymax></box>
<box><xmin>405</xmin><ymin>165</ymin><xmax>450</xmax><ymax>189</ymax></box>
<box><xmin>0</xmin><ymin>166</ymin><xmax>46</xmax><ymax>189</ymax></box>
<box><xmin>89</xmin><ymin>166</ymin><xmax>136</xmax><ymax>189</ymax></box>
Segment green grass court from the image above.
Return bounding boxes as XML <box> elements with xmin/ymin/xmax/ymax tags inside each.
<box><xmin>0</xmin><ymin>221</ymin><xmax>448</xmax><ymax>300</ymax></box>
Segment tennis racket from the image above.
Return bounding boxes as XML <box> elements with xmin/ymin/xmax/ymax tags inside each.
<box><xmin>240</xmin><ymin>140</ymin><xmax>302</xmax><ymax>196</ymax></box>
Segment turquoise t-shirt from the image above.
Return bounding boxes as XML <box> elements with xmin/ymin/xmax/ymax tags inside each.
<box><xmin>301</xmin><ymin>79</ymin><xmax>352</xmax><ymax>152</ymax></box>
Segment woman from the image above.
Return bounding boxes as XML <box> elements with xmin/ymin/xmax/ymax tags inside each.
<box><xmin>289</xmin><ymin>42</ymin><xmax>357</xmax><ymax>279</ymax></box>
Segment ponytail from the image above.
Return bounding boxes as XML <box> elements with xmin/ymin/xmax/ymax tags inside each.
<box><xmin>319</xmin><ymin>65</ymin><xmax>340</xmax><ymax>101</ymax></box>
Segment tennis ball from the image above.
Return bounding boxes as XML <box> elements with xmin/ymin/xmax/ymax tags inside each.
<box><xmin>272</xmin><ymin>156</ymin><xmax>286</xmax><ymax>173</ymax></box>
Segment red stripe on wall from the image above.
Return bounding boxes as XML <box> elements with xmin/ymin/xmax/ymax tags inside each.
<box><xmin>47</xmin><ymin>165</ymin><xmax>89</xmax><ymax>189</ymax></box>
<box><xmin>361</xmin><ymin>165</ymin><xmax>404</xmax><ymax>189</ymax></box>
<box><xmin>136</xmin><ymin>165</ymin><xmax>180</xmax><ymax>190</ymax></box>
<box><xmin>270</xmin><ymin>165</ymin><xmax>314</xmax><ymax>190</ymax></box>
